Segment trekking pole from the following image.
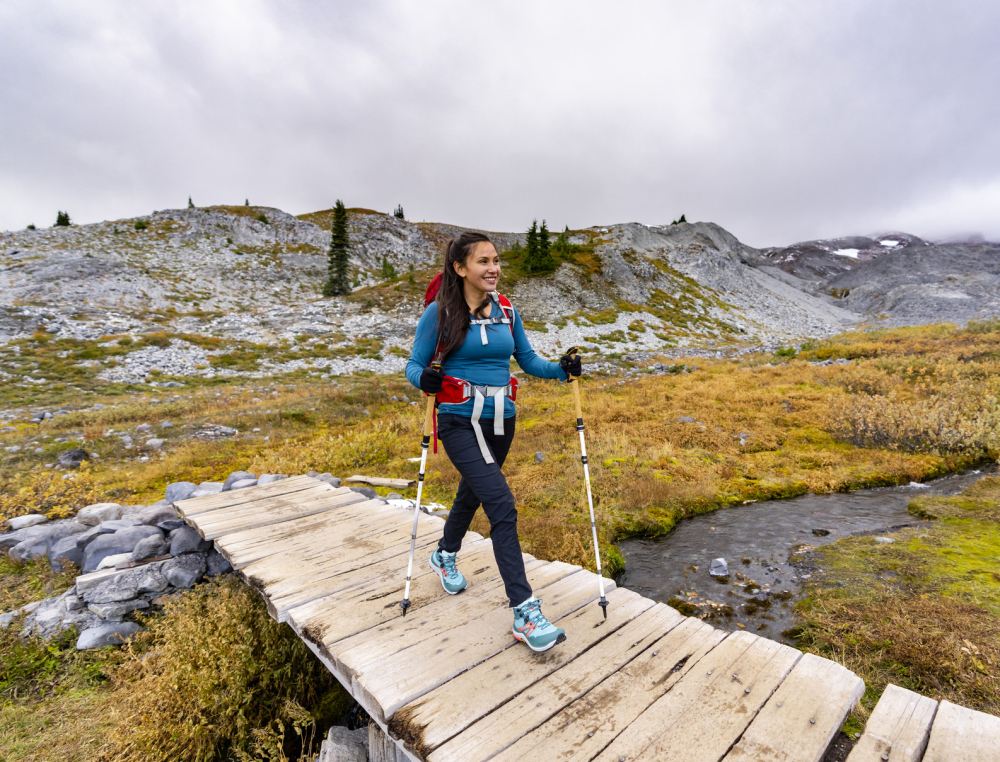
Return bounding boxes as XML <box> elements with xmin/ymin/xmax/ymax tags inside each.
<box><xmin>566</xmin><ymin>347</ymin><xmax>608</xmax><ymax>619</ymax></box>
<box><xmin>400</xmin><ymin>384</ymin><xmax>437</xmax><ymax>616</ymax></box>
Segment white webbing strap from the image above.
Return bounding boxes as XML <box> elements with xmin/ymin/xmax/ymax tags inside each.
<box><xmin>468</xmin><ymin>384</ymin><xmax>511</xmax><ymax>464</ymax></box>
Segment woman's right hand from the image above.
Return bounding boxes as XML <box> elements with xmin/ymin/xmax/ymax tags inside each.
<box><xmin>419</xmin><ymin>366</ymin><xmax>443</xmax><ymax>394</ymax></box>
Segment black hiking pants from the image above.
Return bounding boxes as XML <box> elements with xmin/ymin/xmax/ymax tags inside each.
<box><xmin>436</xmin><ymin>413</ymin><xmax>532</xmax><ymax>608</ymax></box>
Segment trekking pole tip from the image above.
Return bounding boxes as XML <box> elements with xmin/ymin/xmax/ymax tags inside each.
<box><xmin>400</xmin><ymin>599</ymin><xmax>410</xmax><ymax>616</ymax></box>
<box><xmin>599</xmin><ymin>597</ymin><xmax>608</xmax><ymax>620</ymax></box>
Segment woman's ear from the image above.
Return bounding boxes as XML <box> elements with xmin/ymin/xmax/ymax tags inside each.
<box><xmin>452</xmin><ymin>259</ymin><xmax>465</xmax><ymax>278</ymax></box>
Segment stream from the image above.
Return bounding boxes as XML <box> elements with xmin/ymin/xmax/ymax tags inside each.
<box><xmin>619</xmin><ymin>465</ymin><xmax>996</xmax><ymax>644</ymax></box>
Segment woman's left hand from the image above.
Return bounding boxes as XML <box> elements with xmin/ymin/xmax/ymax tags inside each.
<box><xmin>559</xmin><ymin>351</ymin><xmax>582</xmax><ymax>378</ymax></box>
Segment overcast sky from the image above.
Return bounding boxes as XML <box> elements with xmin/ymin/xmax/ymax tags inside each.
<box><xmin>2</xmin><ymin>1</ymin><xmax>998</xmax><ymax>247</ymax></box>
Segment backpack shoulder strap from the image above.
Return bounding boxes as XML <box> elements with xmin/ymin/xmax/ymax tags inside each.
<box><xmin>496</xmin><ymin>292</ymin><xmax>515</xmax><ymax>335</ymax></box>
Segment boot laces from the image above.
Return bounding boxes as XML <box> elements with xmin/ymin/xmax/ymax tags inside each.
<box><xmin>522</xmin><ymin>599</ymin><xmax>551</xmax><ymax>628</ymax></box>
<box><xmin>440</xmin><ymin>551</ymin><xmax>459</xmax><ymax>578</ymax></box>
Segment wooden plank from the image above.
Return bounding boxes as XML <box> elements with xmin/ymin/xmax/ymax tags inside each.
<box><xmin>347</xmin><ymin>475</ymin><xmax>415</xmax><ymax>488</ymax></box>
<box><xmin>923</xmin><ymin>700</ymin><xmax>1000</xmax><ymax>761</ymax></box>
<box><xmin>392</xmin><ymin>587</ymin><xmax>655</xmax><ymax>757</ymax></box>
<box><xmin>461</xmin><ymin>614</ymin><xmax>722</xmax><ymax>762</ymax></box>
<box><xmin>231</xmin><ymin>507</ymin><xmax>443</xmax><ymax>578</ymax></box>
<box><xmin>174</xmin><ymin>475</ymin><xmax>322</xmax><ymax>515</ymax></box>
<box><xmin>725</xmin><ymin>652</ymin><xmax>864</xmax><ymax>761</ymax></box>
<box><xmin>335</xmin><ymin>561</ymin><xmax>578</xmax><ymax>683</ymax></box>
<box><xmin>277</xmin><ymin>534</ymin><xmax>495</xmax><ymax>625</ymax></box>
<box><xmin>208</xmin><ymin>492</ymin><xmax>382</xmax><ymax>554</ymax></box>
<box><xmin>187</xmin><ymin>484</ymin><xmax>342</xmax><ymax>534</ymax></box>
<box><xmin>846</xmin><ymin>684</ymin><xmax>937</xmax><ymax>762</ymax></box>
<box><xmin>308</xmin><ymin>553</ymin><xmax>547</xmax><ymax>669</ymax></box>
<box><xmin>352</xmin><ymin>566</ymin><xmax>609</xmax><ymax>724</ymax></box>
<box><xmin>593</xmin><ymin>631</ymin><xmax>801</xmax><ymax>762</ymax></box>
<box><xmin>194</xmin><ymin>488</ymin><xmax>362</xmax><ymax>539</ymax></box>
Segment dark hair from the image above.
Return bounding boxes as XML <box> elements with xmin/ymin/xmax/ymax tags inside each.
<box><xmin>434</xmin><ymin>232</ymin><xmax>495</xmax><ymax>360</ymax></box>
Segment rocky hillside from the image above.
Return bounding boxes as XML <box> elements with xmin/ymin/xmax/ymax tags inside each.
<box><xmin>0</xmin><ymin>206</ymin><xmax>996</xmax><ymax>399</ymax></box>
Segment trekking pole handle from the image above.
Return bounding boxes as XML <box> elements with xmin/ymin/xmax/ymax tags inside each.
<box><xmin>422</xmin><ymin>392</ymin><xmax>435</xmax><ymax>436</ymax></box>
<box><xmin>566</xmin><ymin>346</ymin><xmax>584</xmax><ymax>420</ymax></box>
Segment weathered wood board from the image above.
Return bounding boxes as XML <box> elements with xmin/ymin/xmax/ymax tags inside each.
<box><xmin>846</xmin><ymin>684</ymin><xmax>937</xmax><ymax>762</ymax></box>
<box><xmin>923</xmin><ymin>700</ymin><xmax>1000</xmax><ymax>762</ymax></box>
<box><xmin>725</xmin><ymin>652</ymin><xmax>864</xmax><ymax>761</ymax></box>
<box><xmin>173</xmin><ymin>474</ymin><xmax>320</xmax><ymax>515</ymax></box>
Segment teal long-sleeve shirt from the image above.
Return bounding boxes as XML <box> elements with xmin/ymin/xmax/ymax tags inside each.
<box><xmin>406</xmin><ymin>299</ymin><xmax>567</xmax><ymax>420</ymax></box>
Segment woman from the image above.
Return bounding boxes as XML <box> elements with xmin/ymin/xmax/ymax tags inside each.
<box><xmin>406</xmin><ymin>231</ymin><xmax>581</xmax><ymax>652</ymax></box>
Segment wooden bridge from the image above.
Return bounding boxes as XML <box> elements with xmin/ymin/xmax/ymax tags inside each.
<box><xmin>174</xmin><ymin>475</ymin><xmax>1000</xmax><ymax>761</ymax></box>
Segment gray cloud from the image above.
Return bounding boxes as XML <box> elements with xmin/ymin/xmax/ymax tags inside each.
<box><xmin>2</xmin><ymin>0</ymin><xmax>998</xmax><ymax>246</ymax></box>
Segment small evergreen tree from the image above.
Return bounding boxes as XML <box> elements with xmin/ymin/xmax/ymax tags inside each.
<box><xmin>245</xmin><ymin>198</ymin><xmax>250</xmax><ymax>206</ymax></box>
<box><xmin>188</xmin><ymin>196</ymin><xmax>195</xmax><ymax>209</ymax></box>
<box><xmin>671</xmin><ymin>213</ymin><xmax>687</xmax><ymax>225</ymax></box>
<box><xmin>393</xmin><ymin>204</ymin><xmax>405</xmax><ymax>220</ymax></box>
<box><xmin>380</xmin><ymin>256</ymin><xmax>397</xmax><ymax>280</ymax></box>
<box><xmin>538</xmin><ymin>219</ymin><xmax>554</xmax><ymax>271</ymax></box>
<box><xmin>26</xmin><ymin>223</ymin><xmax>36</xmax><ymax>230</ymax></box>
<box><xmin>525</xmin><ymin>220</ymin><xmax>539</xmax><ymax>272</ymax></box>
<box><xmin>54</xmin><ymin>210</ymin><xmax>70</xmax><ymax>227</ymax></box>
<box><xmin>323</xmin><ymin>200</ymin><xmax>351</xmax><ymax>296</ymax></box>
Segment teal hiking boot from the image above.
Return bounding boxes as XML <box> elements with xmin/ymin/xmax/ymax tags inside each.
<box><xmin>429</xmin><ymin>548</ymin><xmax>467</xmax><ymax>595</ymax></box>
<box><xmin>512</xmin><ymin>597</ymin><xmax>566</xmax><ymax>652</ymax></box>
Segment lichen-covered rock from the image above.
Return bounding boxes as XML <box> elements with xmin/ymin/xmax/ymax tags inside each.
<box><xmin>77</xmin><ymin>560</ymin><xmax>172</xmax><ymax>604</ymax></box>
<box><xmin>87</xmin><ymin>598</ymin><xmax>150</xmax><ymax>621</ymax></box>
<box><xmin>257</xmin><ymin>474</ymin><xmax>287</xmax><ymax>485</ymax></box>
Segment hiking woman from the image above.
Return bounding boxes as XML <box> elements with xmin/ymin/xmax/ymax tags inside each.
<box><xmin>405</xmin><ymin>231</ymin><xmax>582</xmax><ymax>652</ymax></box>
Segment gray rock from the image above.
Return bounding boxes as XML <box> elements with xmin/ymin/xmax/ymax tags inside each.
<box><xmin>169</xmin><ymin>525</ymin><xmax>208</xmax><ymax>555</ymax></box>
<box><xmin>5</xmin><ymin>513</ymin><xmax>48</xmax><ymax>531</ymax></box>
<box><xmin>156</xmin><ymin>518</ymin><xmax>186</xmax><ymax>532</ymax></box>
<box><xmin>256</xmin><ymin>474</ymin><xmax>287</xmax><ymax>485</ymax></box>
<box><xmin>48</xmin><ymin>535</ymin><xmax>84</xmax><ymax>570</ymax></box>
<box><xmin>76</xmin><ymin>621</ymin><xmax>143</xmax><ymax>649</ymax></box>
<box><xmin>350</xmin><ymin>486</ymin><xmax>377</xmax><ymax>499</ymax></box>
<box><xmin>386</xmin><ymin>492</ymin><xmax>403</xmax><ymax>500</ymax></box>
<box><xmin>125</xmin><ymin>505</ymin><xmax>178</xmax><ymax>526</ymax></box>
<box><xmin>74</xmin><ymin>524</ymin><xmax>116</xmax><ymax>548</ymax></box>
<box><xmin>76</xmin><ymin>502</ymin><xmax>123</xmax><ymax>526</ymax></box>
<box><xmin>874</xmin><ymin>536</ymin><xmax>896</xmax><ymax>544</ymax></box>
<box><xmin>96</xmin><ymin>552</ymin><xmax>134</xmax><ymax>570</ymax></box>
<box><xmin>82</xmin><ymin>525</ymin><xmax>163</xmax><ymax>572</ymax></box>
<box><xmin>87</xmin><ymin>598</ymin><xmax>150</xmax><ymax>621</ymax></box>
<box><xmin>78</xmin><ymin>561</ymin><xmax>171</xmax><ymax>604</ymax></box>
<box><xmin>97</xmin><ymin>517</ymin><xmax>144</xmax><ymax>531</ymax></box>
<box><xmin>163</xmin><ymin>553</ymin><xmax>206</xmax><ymax>588</ymax></box>
<box><xmin>190</xmin><ymin>481</ymin><xmax>224</xmax><ymax>497</ymax></box>
<box><xmin>205</xmin><ymin>547</ymin><xmax>232</xmax><ymax>576</ymax></box>
<box><xmin>165</xmin><ymin>481</ymin><xmax>197</xmax><ymax>503</ymax></box>
<box><xmin>135</xmin><ymin>423</ymin><xmax>152</xmax><ymax>433</ymax></box>
<box><xmin>132</xmin><ymin>533</ymin><xmax>170</xmax><ymax>561</ymax></box>
<box><xmin>709</xmin><ymin>557</ymin><xmax>729</xmax><ymax>578</ymax></box>
<box><xmin>318</xmin><ymin>725</ymin><xmax>368</xmax><ymax>762</ymax></box>
<box><xmin>57</xmin><ymin>448</ymin><xmax>90</xmax><ymax>469</ymax></box>
<box><xmin>4</xmin><ymin>519</ymin><xmax>89</xmax><ymax>558</ymax></box>
<box><xmin>143</xmin><ymin>438</ymin><xmax>165</xmax><ymax>451</ymax></box>
<box><xmin>222</xmin><ymin>471</ymin><xmax>256</xmax><ymax>491</ymax></box>
<box><xmin>229</xmin><ymin>478</ymin><xmax>258</xmax><ymax>490</ymax></box>
<box><xmin>535</xmin><ymin>451</ymin><xmax>544</xmax><ymax>463</ymax></box>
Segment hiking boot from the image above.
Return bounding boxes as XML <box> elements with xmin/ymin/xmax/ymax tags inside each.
<box><xmin>429</xmin><ymin>548</ymin><xmax>467</xmax><ymax>594</ymax></box>
<box><xmin>512</xmin><ymin>597</ymin><xmax>566</xmax><ymax>652</ymax></box>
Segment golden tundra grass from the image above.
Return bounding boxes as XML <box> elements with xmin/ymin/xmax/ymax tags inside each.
<box><xmin>1</xmin><ymin>321</ymin><xmax>999</xmax><ymax>759</ymax></box>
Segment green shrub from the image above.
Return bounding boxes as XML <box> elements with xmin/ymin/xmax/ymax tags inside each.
<box><xmin>133</xmin><ymin>219</ymin><xmax>148</xmax><ymax>231</ymax></box>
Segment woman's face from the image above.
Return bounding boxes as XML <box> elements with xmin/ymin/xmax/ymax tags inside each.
<box><xmin>454</xmin><ymin>242</ymin><xmax>501</xmax><ymax>293</ymax></box>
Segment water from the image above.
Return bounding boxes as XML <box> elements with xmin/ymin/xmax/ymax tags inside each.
<box><xmin>620</xmin><ymin>465</ymin><xmax>995</xmax><ymax>643</ymax></box>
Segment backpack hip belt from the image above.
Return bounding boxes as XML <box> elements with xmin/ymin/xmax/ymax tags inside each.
<box><xmin>436</xmin><ymin>375</ymin><xmax>519</xmax><ymax>464</ymax></box>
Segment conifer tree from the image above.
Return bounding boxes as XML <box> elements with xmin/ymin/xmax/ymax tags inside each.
<box><xmin>538</xmin><ymin>219</ymin><xmax>554</xmax><ymax>271</ymax></box>
<box><xmin>245</xmin><ymin>198</ymin><xmax>250</xmax><ymax>206</ymax></box>
<box><xmin>393</xmin><ymin>204</ymin><xmax>405</xmax><ymax>220</ymax></box>
<box><xmin>54</xmin><ymin>210</ymin><xmax>70</xmax><ymax>227</ymax></box>
<box><xmin>525</xmin><ymin>220</ymin><xmax>539</xmax><ymax>272</ymax></box>
<box><xmin>323</xmin><ymin>200</ymin><xmax>351</xmax><ymax>296</ymax></box>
